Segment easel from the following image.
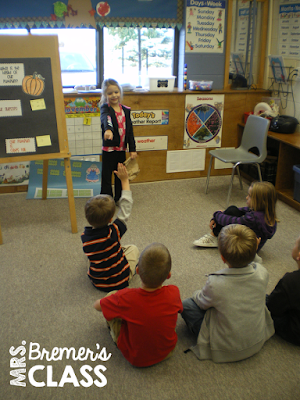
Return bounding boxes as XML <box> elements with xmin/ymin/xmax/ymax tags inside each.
<box><xmin>0</xmin><ymin>35</ymin><xmax>78</xmax><ymax>244</ymax></box>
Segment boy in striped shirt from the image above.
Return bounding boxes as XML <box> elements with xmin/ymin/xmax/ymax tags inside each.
<box><xmin>81</xmin><ymin>163</ymin><xmax>139</xmax><ymax>292</ymax></box>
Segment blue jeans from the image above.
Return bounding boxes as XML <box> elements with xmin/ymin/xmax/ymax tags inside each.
<box><xmin>181</xmin><ymin>298</ymin><xmax>207</xmax><ymax>336</ymax></box>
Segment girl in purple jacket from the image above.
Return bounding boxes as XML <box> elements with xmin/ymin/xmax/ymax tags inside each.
<box><xmin>194</xmin><ymin>181</ymin><xmax>278</xmax><ymax>253</ymax></box>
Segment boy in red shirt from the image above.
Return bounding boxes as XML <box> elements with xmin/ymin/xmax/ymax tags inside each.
<box><xmin>93</xmin><ymin>243</ymin><xmax>183</xmax><ymax>367</ymax></box>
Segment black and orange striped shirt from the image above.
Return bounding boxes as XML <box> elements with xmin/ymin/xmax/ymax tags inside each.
<box><xmin>81</xmin><ymin>219</ymin><xmax>130</xmax><ymax>292</ymax></box>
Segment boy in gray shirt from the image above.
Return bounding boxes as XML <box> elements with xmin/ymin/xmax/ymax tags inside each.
<box><xmin>182</xmin><ymin>224</ymin><xmax>274</xmax><ymax>362</ymax></box>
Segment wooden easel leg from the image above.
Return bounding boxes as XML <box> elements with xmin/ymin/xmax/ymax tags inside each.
<box><xmin>42</xmin><ymin>160</ymin><xmax>49</xmax><ymax>200</ymax></box>
<box><xmin>64</xmin><ymin>157</ymin><xmax>77</xmax><ymax>233</ymax></box>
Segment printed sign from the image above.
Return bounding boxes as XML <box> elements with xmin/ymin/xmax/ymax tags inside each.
<box><xmin>135</xmin><ymin>136</ymin><xmax>168</xmax><ymax>151</ymax></box>
<box><xmin>131</xmin><ymin>110</ymin><xmax>169</xmax><ymax>125</ymax></box>
<box><xmin>64</xmin><ymin>97</ymin><xmax>100</xmax><ymax>114</ymax></box>
<box><xmin>185</xmin><ymin>0</ymin><xmax>226</xmax><ymax>53</ymax></box>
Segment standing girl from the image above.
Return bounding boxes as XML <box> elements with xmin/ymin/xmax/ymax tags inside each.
<box><xmin>193</xmin><ymin>181</ymin><xmax>278</xmax><ymax>252</ymax></box>
<box><xmin>100</xmin><ymin>79</ymin><xmax>137</xmax><ymax>202</ymax></box>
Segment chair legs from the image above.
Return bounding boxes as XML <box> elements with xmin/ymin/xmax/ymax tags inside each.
<box><xmin>206</xmin><ymin>158</ymin><xmax>243</xmax><ymax>205</ymax></box>
<box><xmin>206</xmin><ymin>160</ymin><xmax>263</xmax><ymax>207</ymax></box>
<box><xmin>226</xmin><ymin>164</ymin><xmax>238</xmax><ymax>208</ymax></box>
<box><xmin>205</xmin><ymin>155</ymin><xmax>214</xmax><ymax>194</ymax></box>
<box><xmin>236</xmin><ymin>165</ymin><xmax>243</xmax><ymax>190</ymax></box>
<box><xmin>256</xmin><ymin>163</ymin><xmax>263</xmax><ymax>181</ymax></box>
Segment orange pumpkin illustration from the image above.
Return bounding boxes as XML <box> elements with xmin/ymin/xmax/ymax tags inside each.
<box><xmin>22</xmin><ymin>72</ymin><xmax>45</xmax><ymax>96</ymax></box>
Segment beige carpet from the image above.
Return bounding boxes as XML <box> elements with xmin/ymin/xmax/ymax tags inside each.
<box><xmin>1</xmin><ymin>176</ymin><xmax>299</xmax><ymax>400</ymax></box>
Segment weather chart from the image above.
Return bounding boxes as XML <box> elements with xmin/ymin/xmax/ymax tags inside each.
<box><xmin>184</xmin><ymin>94</ymin><xmax>224</xmax><ymax>149</ymax></box>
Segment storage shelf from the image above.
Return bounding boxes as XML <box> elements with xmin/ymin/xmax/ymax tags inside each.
<box><xmin>277</xmin><ymin>189</ymin><xmax>300</xmax><ymax>212</ymax></box>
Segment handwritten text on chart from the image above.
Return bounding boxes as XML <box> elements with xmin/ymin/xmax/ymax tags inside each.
<box><xmin>6</xmin><ymin>138</ymin><xmax>36</xmax><ymax>154</ymax></box>
<box><xmin>0</xmin><ymin>100</ymin><xmax>22</xmax><ymax>117</ymax></box>
<box><xmin>0</xmin><ymin>63</ymin><xmax>25</xmax><ymax>86</ymax></box>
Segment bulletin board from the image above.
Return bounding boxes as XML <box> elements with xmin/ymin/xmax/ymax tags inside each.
<box><xmin>0</xmin><ymin>35</ymin><xmax>68</xmax><ymax>160</ymax></box>
<box><xmin>0</xmin><ymin>57</ymin><xmax>59</xmax><ymax>157</ymax></box>
<box><xmin>0</xmin><ymin>35</ymin><xmax>77</xmax><ymax>243</ymax></box>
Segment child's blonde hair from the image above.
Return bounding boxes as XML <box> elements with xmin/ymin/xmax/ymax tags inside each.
<box><xmin>218</xmin><ymin>224</ymin><xmax>257</xmax><ymax>268</ymax></box>
<box><xmin>250</xmin><ymin>181</ymin><xmax>277</xmax><ymax>226</ymax></box>
<box><xmin>100</xmin><ymin>79</ymin><xmax>123</xmax><ymax>105</ymax></box>
<box><xmin>84</xmin><ymin>194</ymin><xmax>116</xmax><ymax>228</ymax></box>
<box><xmin>138</xmin><ymin>243</ymin><xmax>171</xmax><ymax>289</ymax></box>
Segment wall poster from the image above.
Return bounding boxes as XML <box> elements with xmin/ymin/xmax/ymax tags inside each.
<box><xmin>279</xmin><ymin>3</ymin><xmax>300</xmax><ymax>58</ymax></box>
<box><xmin>27</xmin><ymin>159</ymin><xmax>101</xmax><ymax>199</ymax></box>
<box><xmin>0</xmin><ymin>161</ymin><xmax>29</xmax><ymax>186</ymax></box>
<box><xmin>64</xmin><ymin>96</ymin><xmax>101</xmax><ymax>156</ymax></box>
<box><xmin>185</xmin><ymin>0</ymin><xmax>226</xmax><ymax>53</ymax></box>
<box><xmin>184</xmin><ymin>94</ymin><xmax>224</xmax><ymax>149</ymax></box>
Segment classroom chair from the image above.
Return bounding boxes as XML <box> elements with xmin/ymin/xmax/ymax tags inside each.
<box><xmin>205</xmin><ymin>115</ymin><xmax>271</xmax><ymax>207</ymax></box>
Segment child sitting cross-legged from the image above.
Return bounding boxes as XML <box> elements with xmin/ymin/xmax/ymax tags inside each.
<box><xmin>93</xmin><ymin>243</ymin><xmax>183</xmax><ymax>367</ymax></box>
<box><xmin>266</xmin><ymin>234</ymin><xmax>300</xmax><ymax>346</ymax></box>
<box><xmin>81</xmin><ymin>163</ymin><xmax>139</xmax><ymax>292</ymax></box>
<box><xmin>182</xmin><ymin>224</ymin><xmax>275</xmax><ymax>363</ymax></box>
<box><xmin>193</xmin><ymin>182</ymin><xmax>278</xmax><ymax>258</ymax></box>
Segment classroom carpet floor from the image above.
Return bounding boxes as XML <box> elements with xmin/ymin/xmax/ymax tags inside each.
<box><xmin>1</xmin><ymin>176</ymin><xmax>299</xmax><ymax>400</ymax></box>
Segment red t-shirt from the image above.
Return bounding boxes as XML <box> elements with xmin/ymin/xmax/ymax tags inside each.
<box><xmin>100</xmin><ymin>286</ymin><xmax>183</xmax><ymax>367</ymax></box>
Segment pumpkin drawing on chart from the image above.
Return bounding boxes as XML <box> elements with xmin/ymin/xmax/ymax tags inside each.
<box><xmin>22</xmin><ymin>72</ymin><xmax>45</xmax><ymax>96</ymax></box>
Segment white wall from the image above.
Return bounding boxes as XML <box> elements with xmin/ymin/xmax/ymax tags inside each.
<box><xmin>268</xmin><ymin>0</ymin><xmax>300</xmax><ymax>131</ymax></box>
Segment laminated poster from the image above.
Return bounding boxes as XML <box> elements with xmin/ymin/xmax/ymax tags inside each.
<box><xmin>185</xmin><ymin>0</ymin><xmax>226</xmax><ymax>53</ymax></box>
<box><xmin>184</xmin><ymin>94</ymin><xmax>224</xmax><ymax>149</ymax></box>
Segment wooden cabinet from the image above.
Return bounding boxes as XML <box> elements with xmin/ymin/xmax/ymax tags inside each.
<box><xmin>268</xmin><ymin>131</ymin><xmax>300</xmax><ymax>211</ymax></box>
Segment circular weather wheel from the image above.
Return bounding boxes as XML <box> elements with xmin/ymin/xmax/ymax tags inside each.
<box><xmin>186</xmin><ymin>103</ymin><xmax>222</xmax><ymax>143</ymax></box>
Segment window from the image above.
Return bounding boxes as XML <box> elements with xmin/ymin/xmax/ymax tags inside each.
<box><xmin>103</xmin><ymin>27</ymin><xmax>175</xmax><ymax>87</ymax></box>
<box><xmin>0</xmin><ymin>27</ymin><xmax>175</xmax><ymax>88</ymax></box>
<box><xmin>31</xmin><ymin>28</ymin><xmax>96</xmax><ymax>87</ymax></box>
<box><xmin>0</xmin><ymin>29</ymin><xmax>27</xmax><ymax>36</ymax></box>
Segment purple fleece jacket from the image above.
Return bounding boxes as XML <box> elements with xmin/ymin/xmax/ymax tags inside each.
<box><xmin>213</xmin><ymin>207</ymin><xmax>277</xmax><ymax>251</ymax></box>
